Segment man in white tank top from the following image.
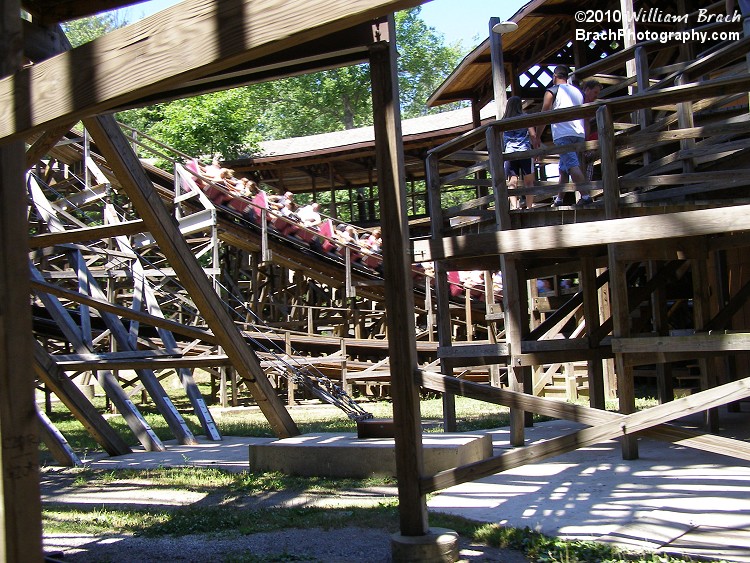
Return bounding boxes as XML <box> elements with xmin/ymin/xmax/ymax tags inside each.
<box><xmin>538</xmin><ymin>65</ymin><xmax>592</xmax><ymax>206</ymax></box>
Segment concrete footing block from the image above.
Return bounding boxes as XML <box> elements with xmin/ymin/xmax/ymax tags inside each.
<box><xmin>391</xmin><ymin>527</ymin><xmax>459</xmax><ymax>562</ymax></box>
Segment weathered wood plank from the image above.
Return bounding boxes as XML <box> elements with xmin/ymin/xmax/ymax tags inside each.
<box><xmin>369</xmin><ymin>27</ymin><xmax>428</xmax><ymax>536</ymax></box>
<box><xmin>30</xmin><ymin>278</ymin><xmax>216</xmax><ymax>344</ymax></box>
<box><xmin>35</xmin><ymin>404</ymin><xmax>81</xmax><ymax>467</ymax></box>
<box><xmin>0</xmin><ymin>0</ymin><xmax>44</xmax><ymax>556</ymax></box>
<box><xmin>411</xmin><ymin>204</ymin><xmax>750</xmax><ymax>262</ymax></box>
<box><xmin>28</xmin><ymin>219</ymin><xmax>146</xmax><ymax>249</ymax></box>
<box><xmin>612</xmin><ymin>332</ymin><xmax>750</xmax><ymax>353</ymax></box>
<box><xmin>53</xmin><ymin>354</ymin><xmax>232</xmax><ymax>370</ymax></box>
<box><xmin>418</xmin><ymin>371</ymin><xmax>750</xmax><ymax>493</ymax></box>
<box><xmin>0</xmin><ymin>0</ymin><xmax>422</xmax><ymax>142</ymax></box>
<box><xmin>85</xmin><ymin>113</ymin><xmax>299</xmax><ymax>438</ymax></box>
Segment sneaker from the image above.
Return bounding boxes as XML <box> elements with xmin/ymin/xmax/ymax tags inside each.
<box><xmin>577</xmin><ymin>195</ymin><xmax>593</xmax><ymax>206</ymax></box>
<box><xmin>552</xmin><ymin>196</ymin><xmax>564</xmax><ymax>207</ymax></box>
<box><xmin>519</xmin><ymin>196</ymin><xmax>527</xmax><ymax>209</ymax></box>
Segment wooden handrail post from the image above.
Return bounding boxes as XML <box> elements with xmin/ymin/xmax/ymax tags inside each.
<box><xmin>635</xmin><ymin>46</ymin><xmax>653</xmax><ymax>166</ymax></box>
<box><xmin>598</xmin><ymin>104</ymin><xmax>638</xmax><ymax>459</ymax></box>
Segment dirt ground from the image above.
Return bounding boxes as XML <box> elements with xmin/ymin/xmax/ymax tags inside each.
<box><xmin>41</xmin><ymin>470</ymin><xmax>529</xmax><ymax>562</ymax></box>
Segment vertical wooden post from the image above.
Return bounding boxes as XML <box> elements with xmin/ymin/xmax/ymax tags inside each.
<box><xmin>581</xmin><ymin>254</ymin><xmax>605</xmax><ymax>409</ymax></box>
<box><xmin>599</xmin><ymin>105</ymin><xmax>638</xmax><ymax>459</ymax></box>
<box><xmin>489</xmin><ymin>17</ymin><xmax>509</xmax><ymax>117</ymax></box>
<box><xmin>676</xmin><ymin>74</ymin><xmax>696</xmax><ymax>173</ymax></box>
<box><xmin>487</xmin><ymin>123</ymin><xmax>528</xmax><ymax>444</ymax></box>
<box><xmin>692</xmin><ymin>258</ymin><xmax>719</xmax><ymax>431</ymax></box>
<box><xmin>369</xmin><ymin>18</ymin><xmax>428</xmax><ymax>537</ymax></box>
<box><xmin>0</xmin><ymin>0</ymin><xmax>44</xmax><ymax>558</ymax></box>
<box><xmin>598</xmin><ymin>267</ymin><xmax>617</xmax><ymax>398</ymax></box>
<box><xmin>427</xmin><ymin>154</ymin><xmax>456</xmax><ymax>432</ymax></box>
<box><xmin>648</xmin><ymin>261</ymin><xmax>674</xmax><ymax>404</ymax></box>
<box><xmin>286</xmin><ymin>331</ymin><xmax>295</xmax><ymax>407</ymax></box>
<box><xmin>635</xmin><ymin>46</ymin><xmax>653</xmax><ymax>165</ymax></box>
<box><xmin>620</xmin><ymin>0</ymin><xmax>637</xmax><ymax>84</ymax></box>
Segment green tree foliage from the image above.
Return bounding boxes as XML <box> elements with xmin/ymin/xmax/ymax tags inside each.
<box><xmin>395</xmin><ymin>9</ymin><xmax>463</xmax><ymax>119</ymax></box>
<box><xmin>64</xmin><ymin>6</ymin><xmax>464</xmax><ymax>176</ymax></box>
<box><xmin>62</xmin><ymin>12</ymin><xmax>127</xmax><ymax>47</ymax></box>
<box><xmin>121</xmin><ymin>89</ymin><xmax>262</xmax><ymax>161</ymax></box>
<box><xmin>117</xmin><ymin>6</ymin><xmax>463</xmax><ymax>156</ymax></box>
<box><xmin>255</xmin><ymin>7</ymin><xmax>463</xmax><ymax>139</ymax></box>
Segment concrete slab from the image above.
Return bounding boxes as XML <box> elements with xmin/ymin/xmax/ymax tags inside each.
<box><xmin>249</xmin><ymin>432</ymin><xmax>493</xmax><ymax>478</ymax></box>
<box><xmin>78</xmin><ymin>436</ymin><xmax>276</xmax><ymax>472</ymax></box>
<box><xmin>427</xmin><ymin>414</ymin><xmax>750</xmax><ymax>562</ymax></box>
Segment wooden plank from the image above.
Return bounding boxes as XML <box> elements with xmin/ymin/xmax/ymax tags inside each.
<box><xmin>412</xmin><ymin>204</ymin><xmax>750</xmax><ymax>262</ymax></box>
<box><xmin>105</xmin><ymin>205</ymin><xmax>221</xmax><ymax>441</ymax></box>
<box><xmin>84</xmin><ymin>114</ymin><xmax>300</xmax><ymax>439</ymax></box>
<box><xmin>0</xmin><ymin>0</ymin><xmax>422</xmax><ymax>142</ymax></box>
<box><xmin>28</xmin><ymin>219</ymin><xmax>146</xmax><ymax>249</ymax></box>
<box><xmin>35</xmin><ymin>404</ymin><xmax>81</xmax><ymax>467</ymax></box>
<box><xmin>30</xmin><ymin>266</ymin><xmax>166</xmax><ymax>452</ymax></box>
<box><xmin>600</xmin><ymin>103</ymin><xmax>638</xmax><ymax>460</ymax></box>
<box><xmin>418</xmin><ymin>371</ymin><xmax>750</xmax><ymax>493</ymax></box>
<box><xmin>0</xmin><ymin>0</ymin><xmax>43</xmax><ymax>555</ymax></box>
<box><xmin>613</xmin><ymin>332</ymin><xmax>750</xmax><ymax>353</ymax></box>
<box><xmin>30</xmin><ymin>278</ymin><xmax>216</xmax><ymax>344</ymax></box>
<box><xmin>54</xmin><ymin>350</ymin><xmax>180</xmax><ymax>362</ymax></box>
<box><xmin>438</xmin><ymin>343</ymin><xmax>509</xmax><ymax>358</ymax></box>
<box><xmin>369</xmin><ymin>28</ymin><xmax>428</xmax><ymax>536</ymax></box>
<box><xmin>53</xmin><ymin>355</ymin><xmax>232</xmax><ymax>370</ymax></box>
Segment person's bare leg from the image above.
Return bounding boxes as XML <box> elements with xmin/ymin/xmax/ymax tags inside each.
<box><xmin>569</xmin><ymin>165</ymin><xmax>589</xmax><ymax>202</ymax></box>
<box><xmin>555</xmin><ymin>170</ymin><xmax>570</xmax><ymax>205</ymax></box>
<box><xmin>508</xmin><ymin>174</ymin><xmax>519</xmax><ymax>209</ymax></box>
<box><xmin>523</xmin><ymin>173</ymin><xmax>534</xmax><ymax>208</ymax></box>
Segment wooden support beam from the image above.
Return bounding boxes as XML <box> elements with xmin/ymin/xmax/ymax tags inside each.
<box><xmin>412</xmin><ymin>204</ymin><xmax>750</xmax><ymax>262</ymax></box>
<box><xmin>0</xmin><ymin>0</ymin><xmax>422</xmax><ymax>143</ymax></box>
<box><xmin>31</xmin><ymin>266</ymin><xmax>166</xmax><ymax>452</ymax></box>
<box><xmin>613</xmin><ymin>332</ymin><xmax>750</xmax><ymax>353</ymax></box>
<box><xmin>0</xmin><ymin>0</ymin><xmax>43</xmax><ymax>557</ymax></box>
<box><xmin>599</xmin><ymin>104</ymin><xmax>638</xmax><ymax>460</ymax></box>
<box><xmin>35</xmin><ymin>404</ymin><xmax>81</xmax><ymax>467</ymax></box>
<box><xmin>418</xmin><ymin>371</ymin><xmax>750</xmax><ymax>493</ymax></box>
<box><xmin>28</xmin><ymin>219</ymin><xmax>146</xmax><ymax>249</ymax></box>
<box><xmin>369</xmin><ymin>24</ymin><xmax>428</xmax><ymax>537</ymax></box>
<box><xmin>84</xmin><ymin>114</ymin><xmax>299</xmax><ymax>439</ymax></box>
<box><xmin>30</xmin><ymin>278</ymin><xmax>216</xmax><ymax>344</ymax></box>
<box><xmin>25</xmin><ymin>122</ymin><xmax>77</xmax><ymax>169</ymax></box>
<box><xmin>52</xmin><ymin>354</ymin><xmax>232</xmax><ymax>371</ymax></box>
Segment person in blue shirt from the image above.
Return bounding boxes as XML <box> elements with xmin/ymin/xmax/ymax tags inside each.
<box><xmin>502</xmin><ymin>96</ymin><xmax>538</xmax><ymax>209</ymax></box>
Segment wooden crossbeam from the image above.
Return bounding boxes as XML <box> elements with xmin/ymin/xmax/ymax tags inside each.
<box><xmin>30</xmin><ymin>278</ymin><xmax>216</xmax><ymax>344</ymax></box>
<box><xmin>28</xmin><ymin>219</ymin><xmax>145</xmax><ymax>249</ymax></box>
<box><xmin>418</xmin><ymin>371</ymin><xmax>750</xmax><ymax>494</ymax></box>
<box><xmin>84</xmin><ymin>114</ymin><xmax>300</xmax><ymax>438</ymax></box>
<box><xmin>53</xmin><ymin>354</ymin><xmax>232</xmax><ymax>371</ymax></box>
<box><xmin>412</xmin><ymin>204</ymin><xmax>750</xmax><ymax>262</ymax></box>
<box><xmin>0</xmin><ymin>0</ymin><xmax>422</xmax><ymax>142</ymax></box>
<box><xmin>612</xmin><ymin>332</ymin><xmax>750</xmax><ymax>354</ymax></box>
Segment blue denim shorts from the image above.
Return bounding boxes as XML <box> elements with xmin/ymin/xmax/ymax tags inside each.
<box><xmin>555</xmin><ymin>136</ymin><xmax>584</xmax><ymax>172</ymax></box>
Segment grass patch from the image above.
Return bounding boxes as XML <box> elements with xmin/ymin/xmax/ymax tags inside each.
<box><xmin>66</xmin><ymin>466</ymin><xmax>394</xmax><ymax>495</ymax></box>
<box><xmin>43</xmin><ymin>502</ymin><xmax>710</xmax><ymax>562</ymax></box>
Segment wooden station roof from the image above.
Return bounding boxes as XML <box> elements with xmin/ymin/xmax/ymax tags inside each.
<box><xmin>427</xmin><ymin>0</ymin><xmax>723</xmax><ymax>108</ymax></box>
<box><xmin>226</xmin><ymin>104</ymin><xmax>496</xmax><ymax>193</ymax></box>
